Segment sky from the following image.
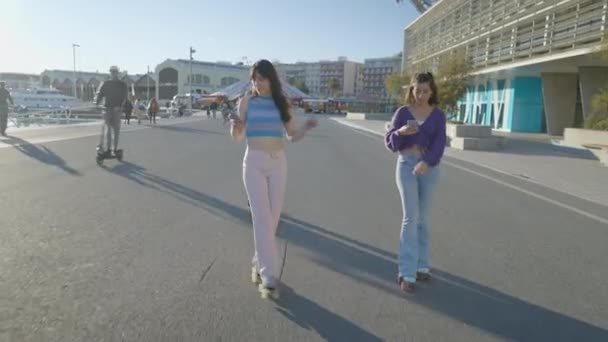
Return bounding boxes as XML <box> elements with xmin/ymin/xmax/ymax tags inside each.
<box><xmin>0</xmin><ymin>0</ymin><xmax>419</xmax><ymax>75</ymax></box>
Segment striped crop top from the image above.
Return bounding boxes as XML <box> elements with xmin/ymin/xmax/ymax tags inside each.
<box><xmin>246</xmin><ymin>96</ymin><xmax>285</xmax><ymax>138</ymax></box>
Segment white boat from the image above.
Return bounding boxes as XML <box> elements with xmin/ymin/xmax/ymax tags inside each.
<box><xmin>9</xmin><ymin>88</ymin><xmax>86</xmax><ymax>110</ymax></box>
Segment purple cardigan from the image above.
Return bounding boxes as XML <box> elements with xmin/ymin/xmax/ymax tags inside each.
<box><xmin>384</xmin><ymin>106</ymin><xmax>447</xmax><ymax>166</ymax></box>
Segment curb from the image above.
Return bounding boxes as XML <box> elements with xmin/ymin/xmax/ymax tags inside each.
<box><xmin>330</xmin><ymin>118</ymin><xmax>608</xmax><ymax>207</ymax></box>
<box><xmin>329</xmin><ymin>118</ymin><xmax>386</xmax><ymax>137</ymax></box>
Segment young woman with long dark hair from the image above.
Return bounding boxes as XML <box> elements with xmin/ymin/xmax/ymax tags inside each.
<box><xmin>230</xmin><ymin>59</ymin><xmax>318</xmax><ymax>298</ymax></box>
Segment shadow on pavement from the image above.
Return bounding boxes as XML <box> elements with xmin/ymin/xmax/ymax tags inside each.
<box><xmin>154</xmin><ymin>124</ymin><xmax>224</xmax><ymax>136</ymax></box>
<box><xmin>106</xmin><ymin>161</ymin><xmax>380</xmax><ymax>340</ymax></box>
<box><xmin>278</xmin><ymin>218</ymin><xmax>608</xmax><ymax>342</ymax></box>
<box><xmin>106</xmin><ymin>161</ymin><xmax>608</xmax><ymax>341</ymax></box>
<box><xmin>1</xmin><ymin>135</ymin><xmax>81</xmax><ymax>176</ymax></box>
<box><xmin>275</xmin><ymin>285</ymin><xmax>383</xmax><ymax>341</ymax></box>
<box><xmin>107</xmin><ymin>162</ymin><xmax>251</xmax><ymax>225</ymax></box>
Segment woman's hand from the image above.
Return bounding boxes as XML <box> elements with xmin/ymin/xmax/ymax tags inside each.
<box><xmin>413</xmin><ymin>161</ymin><xmax>429</xmax><ymax>176</ymax></box>
<box><xmin>230</xmin><ymin>117</ymin><xmax>245</xmax><ymax>141</ymax></box>
<box><xmin>231</xmin><ymin>118</ymin><xmax>244</xmax><ymax>130</ymax></box>
<box><xmin>305</xmin><ymin>118</ymin><xmax>318</xmax><ymax>130</ymax></box>
<box><xmin>397</xmin><ymin>124</ymin><xmax>418</xmax><ymax>136</ymax></box>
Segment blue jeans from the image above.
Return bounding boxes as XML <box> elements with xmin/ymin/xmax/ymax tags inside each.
<box><xmin>396</xmin><ymin>153</ymin><xmax>439</xmax><ymax>283</ymax></box>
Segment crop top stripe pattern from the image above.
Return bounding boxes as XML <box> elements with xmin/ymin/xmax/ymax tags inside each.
<box><xmin>246</xmin><ymin>96</ymin><xmax>284</xmax><ymax>138</ymax></box>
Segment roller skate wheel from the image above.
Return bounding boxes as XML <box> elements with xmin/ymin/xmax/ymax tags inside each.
<box><xmin>251</xmin><ymin>268</ymin><xmax>261</xmax><ymax>284</ymax></box>
<box><xmin>258</xmin><ymin>284</ymin><xmax>279</xmax><ymax>300</ymax></box>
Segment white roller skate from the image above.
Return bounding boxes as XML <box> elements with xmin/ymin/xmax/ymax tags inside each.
<box><xmin>258</xmin><ymin>283</ymin><xmax>279</xmax><ymax>300</ymax></box>
<box><xmin>251</xmin><ymin>267</ymin><xmax>279</xmax><ymax>299</ymax></box>
<box><xmin>251</xmin><ymin>267</ymin><xmax>261</xmax><ymax>285</ymax></box>
<box><xmin>258</xmin><ymin>281</ymin><xmax>279</xmax><ymax>300</ymax></box>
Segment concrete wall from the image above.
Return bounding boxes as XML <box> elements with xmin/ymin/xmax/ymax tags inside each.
<box><xmin>446</xmin><ymin>124</ymin><xmax>492</xmax><ymax>138</ymax></box>
<box><xmin>446</xmin><ymin>123</ymin><xmax>505</xmax><ymax>150</ymax></box>
<box><xmin>541</xmin><ymin>73</ymin><xmax>578</xmax><ymax>136</ymax></box>
<box><xmin>563</xmin><ymin>128</ymin><xmax>608</xmax><ymax>148</ymax></box>
<box><xmin>579</xmin><ymin>66</ymin><xmax>608</xmax><ymax>118</ymax></box>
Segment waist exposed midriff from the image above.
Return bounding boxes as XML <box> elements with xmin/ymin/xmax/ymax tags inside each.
<box><xmin>247</xmin><ymin>136</ymin><xmax>285</xmax><ymax>153</ymax></box>
<box><xmin>399</xmin><ymin>144</ymin><xmax>424</xmax><ymax>156</ymax></box>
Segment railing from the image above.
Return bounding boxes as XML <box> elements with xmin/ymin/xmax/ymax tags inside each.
<box><xmin>8</xmin><ymin>105</ymin><xmax>101</xmax><ymax>128</ymax></box>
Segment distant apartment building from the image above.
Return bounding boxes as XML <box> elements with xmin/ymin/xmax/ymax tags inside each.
<box><xmin>277</xmin><ymin>58</ymin><xmax>364</xmax><ymax>98</ymax></box>
<box><xmin>276</xmin><ymin>62</ymin><xmax>322</xmax><ymax>97</ymax></box>
<box><xmin>363</xmin><ymin>54</ymin><xmax>402</xmax><ymax>99</ymax></box>
<box><xmin>319</xmin><ymin>58</ymin><xmax>364</xmax><ymax>98</ymax></box>
<box><xmin>354</xmin><ymin>63</ymin><xmax>365</xmax><ymax>97</ymax></box>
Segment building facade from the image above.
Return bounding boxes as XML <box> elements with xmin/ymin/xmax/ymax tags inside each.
<box><xmin>133</xmin><ymin>73</ymin><xmax>156</xmax><ymax>101</ymax></box>
<box><xmin>363</xmin><ymin>55</ymin><xmax>402</xmax><ymax>99</ymax></box>
<box><xmin>319</xmin><ymin>58</ymin><xmax>364</xmax><ymax>98</ymax></box>
<box><xmin>39</xmin><ymin>70</ymin><xmax>153</xmax><ymax>101</ymax></box>
<box><xmin>354</xmin><ymin>63</ymin><xmax>366</xmax><ymax>96</ymax></box>
<box><xmin>40</xmin><ymin>70</ymin><xmax>111</xmax><ymax>101</ymax></box>
<box><xmin>404</xmin><ymin>0</ymin><xmax>608</xmax><ymax>135</ymax></box>
<box><xmin>409</xmin><ymin>0</ymin><xmax>441</xmax><ymax>12</ymax></box>
<box><xmin>155</xmin><ymin>59</ymin><xmax>249</xmax><ymax>101</ymax></box>
<box><xmin>305</xmin><ymin>63</ymin><xmax>322</xmax><ymax>96</ymax></box>
<box><xmin>0</xmin><ymin>73</ymin><xmax>41</xmax><ymax>90</ymax></box>
<box><xmin>277</xmin><ymin>59</ymin><xmax>364</xmax><ymax>98</ymax></box>
<box><xmin>276</xmin><ymin>62</ymin><xmax>322</xmax><ymax>97</ymax></box>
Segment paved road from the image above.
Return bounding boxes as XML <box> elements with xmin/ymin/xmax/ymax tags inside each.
<box><xmin>1</xmin><ymin>118</ymin><xmax>607</xmax><ymax>341</ymax></box>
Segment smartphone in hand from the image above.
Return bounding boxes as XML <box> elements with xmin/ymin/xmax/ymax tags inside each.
<box><xmin>406</xmin><ymin>119</ymin><xmax>419</xmax><ymax>129</ymax></box>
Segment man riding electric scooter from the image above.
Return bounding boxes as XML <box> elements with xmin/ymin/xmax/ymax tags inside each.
<box><xmin>95</xmin><ymin>65</ymin><xmax>128</xmax><ymax>162</ymax></box>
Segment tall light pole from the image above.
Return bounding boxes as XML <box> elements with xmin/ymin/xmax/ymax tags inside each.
<box><xmin>146</xmin><ymin>65</ymin><xmax>150</xmax><ymax>100</ymax></box>
<box><xmin>189</xmin><ymin>46</ymin><xmax>196</xmax><ymax>114</ymax></box>
<box><xmin>72</xmin><ymin>44</ymin><xmax>80</xmax><ymax>98</ymax></box>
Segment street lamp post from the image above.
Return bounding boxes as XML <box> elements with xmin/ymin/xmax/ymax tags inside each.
<box><xmin>146</xmin><ymin>65</ymin><xmax>150</xmax><ymax>100</ymax></box>
<box><xmin>72</xmin><ymin>44</ymin><xmax>80</xmax><ymax>98</ymax></box>
<box><xmin>189</xmin><ymin>46</ymin><xmax>196</xmax><ymax>115</ymax></box>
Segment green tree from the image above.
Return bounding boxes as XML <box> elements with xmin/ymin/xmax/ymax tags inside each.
<box><xmin>588</xmin><ymin>85</ymin><xmax>608</xmax><ymax>130</ymax></box>
<box><xmin>586</xmin><ymin>43</ymin><xmax>608</xmax><ymax>130</ymax></box>
<box><xmin>384</xmin><ymin>72</ymin><xmax>410</xmax><ymax>100</ymax></box>
<box><xmin>328</xmin><ymin>78</ymin><xmax>341</xmax><ymax>98</ymax></box>
<box><xmin>404</xmin><ymin>50</ymin><xmax>471</xmax><ymax>115</ymax></box>
<box><xmin>298</xmin><ymin>81</ymin><xmax>310</xmax><ymax>94</ymax></box>
<box><xmin>288</xmin><ymin>77</ymin><xmax>309</xmax><ymax>94</ymax></box>
<box><xmin>591</xmin><ymin>88</ymin><xmax>608</xmax><ymax>115</ymax></box>
<box><xmin>434</xmin><ymin>51</ymin><xmax>472</xmax><ymax>115</ymax></box>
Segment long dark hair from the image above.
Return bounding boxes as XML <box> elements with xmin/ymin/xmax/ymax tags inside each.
<box><xmin>251</xmin><ymin>59</ymin><xmax>291</xmax><ymax>123</ymax></box>
<box><xmin>405</xmin><ymin>72</ymin><xmax>439</xmax><ymax>106</ymax></box>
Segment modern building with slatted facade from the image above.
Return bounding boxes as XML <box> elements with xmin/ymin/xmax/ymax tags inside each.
<box><xmin>404</xmin><ymin>0</ymin><xmax>608</xmax><ymax>135</ymax></box>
